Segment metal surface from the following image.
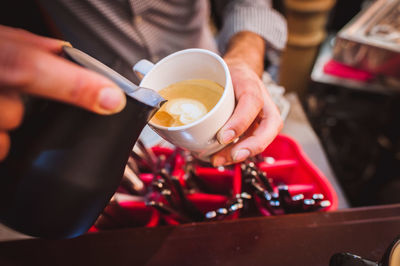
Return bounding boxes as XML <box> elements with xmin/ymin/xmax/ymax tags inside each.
<box><xmin>63</xmin><ymin>46</ymin><xmax>138</xmax><ymax>94</ymax></box>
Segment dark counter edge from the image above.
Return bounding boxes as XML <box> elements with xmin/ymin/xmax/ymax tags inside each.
<box><xmin>0</xmin><ymin>203</ymin><xmax>399</xmax><ymax>266</ymax></box>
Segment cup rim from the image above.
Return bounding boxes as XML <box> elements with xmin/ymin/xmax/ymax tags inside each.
<box><xmin>142</xmin><ymin>48</ymin><xmax>231</xmax><ymax>131</ymax></box>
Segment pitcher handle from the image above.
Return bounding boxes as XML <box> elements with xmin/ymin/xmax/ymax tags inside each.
<box><xmin>133</xmin><ymin>59</ymin><xmax>154</xmax><ymax>81</ymax></box>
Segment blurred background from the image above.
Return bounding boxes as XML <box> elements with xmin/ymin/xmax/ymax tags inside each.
<box><xmin>275</xmin><ymin>0</ymin><xmax>400</xmax><ymax>207</ymax></box>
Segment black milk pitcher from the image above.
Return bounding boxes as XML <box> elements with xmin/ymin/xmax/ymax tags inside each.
<box><xmin>0</xmin><ymin>47</ymin><xmax>165</xmax><ymax>238</ymax></box>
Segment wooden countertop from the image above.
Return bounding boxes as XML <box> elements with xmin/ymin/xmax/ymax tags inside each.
<box><xmin>1</xmin><ymin>203</ymin><xmax>399</xmax><ymax>266</ymax></box>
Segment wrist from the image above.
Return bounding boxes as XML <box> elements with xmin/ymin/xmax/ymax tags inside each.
<box><xmin>223</xmin><ymin>31</ymin><xmax>266</xmax><ymax>76</ymax></box>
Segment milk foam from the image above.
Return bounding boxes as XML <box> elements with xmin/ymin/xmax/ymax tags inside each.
<box><xmin>150</xmin><ymin>79</ymin><xmax>224</xmax><ymax>127</ymax></box>
<box><xmin>165</xmin><ymin>98</ymin><xmax>207</xmax><ymax>125</ymax></box>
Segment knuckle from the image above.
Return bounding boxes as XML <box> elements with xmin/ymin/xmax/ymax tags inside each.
<box><xmin>254</xmin><ymin>95</ymin><xmax>264</xmax><ymax>109</ymax></box>
<box><xmin>252</xmin><ymin>143</ymin><xmax>265</xmax><ymax>155</ymax></box>
<box><xmin>232</xmin><ymin>120</ymin><xmax>248</xmax><ymax>136</ymax></box>
<box><xmin>246</xmin><ymin>91</ymin><xmax>263</xmax><ymax>110</ymax></box>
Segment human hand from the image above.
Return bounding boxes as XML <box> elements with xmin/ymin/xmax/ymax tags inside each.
<box><xmin>211</xmin><ymin>32</ymin><xmax>283</xmax><ymax>166</ymax></box>
<box><xmin>211</xmin><ymin>60</ymin><xmax>282</xmax><ymax>166</ymax></box>
<box><xmin>0</xmin><ymin>25</ymin><xmax>126</xmax><ymax>161</ymax></box>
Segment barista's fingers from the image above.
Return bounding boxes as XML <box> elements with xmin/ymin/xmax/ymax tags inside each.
<box><xmin>229</xmin><ymin>104</ymin><xmax>282</xmax><ymax>163</ymax></box>
<box><xmin>217</xmin><ymin>89</ymin><xmax>263</xmax><ymax>145</ymax></box>
<box><xmin>0</xmin><ymin>131</ymin><xmax>10</xmax><ymax>161</ymax></box>
<box><xmin>217</xmin><ymin>62</ymin><xmax>264</xmax><ymax>146</ymax></box>
<box><xmin>0</xmin><ymin>91</ymin><xmax>24</xmax><ymax>130</ymax></box>
<box><xmin>212</xmin><ymin>120</ymin><xmax>258</xmax><ymax>167</ymax></box>
<box><xmin>0</xmin><ymin>25</ymin><xmax>70</xmax><ymax>54</ymax></box>
<box><xmin>212</xmin><ymin>97</ymin><xmax>282</xmax><ymax>166</ymax></box>
<box><xmin>0</xmin><ymin>40</ymin><xmax>126</xmax><ymax>115</ymax></box>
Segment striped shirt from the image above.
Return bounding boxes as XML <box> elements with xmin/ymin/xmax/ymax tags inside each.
<box><xmin>39</xmin><ymin>0</ymin><xmax>287</xmax><ymax>83</ymax></box>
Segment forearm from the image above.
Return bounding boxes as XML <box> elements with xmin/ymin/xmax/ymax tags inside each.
<box><xmin>223</xmin><ymin>31</ymin><xmax>266</xmax><ymax>77</ymax></box>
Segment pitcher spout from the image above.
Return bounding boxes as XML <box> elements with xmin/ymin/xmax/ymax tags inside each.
<box><xmin>62</xmin><ymin>46</ymin><xmax>166</xmax><ymax>112</ymax></box>
<box><xmin>128</xmin><ymin>87</ymin><xmax>166</xmax><ymax>109</ymax></box>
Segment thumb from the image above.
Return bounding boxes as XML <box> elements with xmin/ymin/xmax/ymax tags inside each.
<box><xmin>1</xmin><ymin>43</ymin><xmax>126</xmax><ymax>115</ymax></box>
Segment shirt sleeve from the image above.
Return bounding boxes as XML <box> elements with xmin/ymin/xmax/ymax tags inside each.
<box><xmin>217</xmin><ymin>0</ymin><xmax>287</xmax><ymax>53</ymax></box>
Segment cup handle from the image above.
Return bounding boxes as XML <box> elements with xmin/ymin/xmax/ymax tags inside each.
<box><xmin>133</xmin><ymin>59</ymin><xmax>154</xmax><ymax>81</ymax></box>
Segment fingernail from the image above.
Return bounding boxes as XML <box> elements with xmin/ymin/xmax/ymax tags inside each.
<box><xmin>233</xmin><ymin>149</ymin><xmax>250</xmax><ymax>162</ymax></box>
<box><xmin>218</xmin><ymin>129</ymin><xmax>235</xmax><ymax>144</ymax></box>
<box><xmin>62</xmin><ymin>41</ymin><xmax>72</xmax><ymax>47</ymax></box>
<box><xmin>98</xmin><ymin>87</ymin><xmax>126</xmax><ymax>113</ymax></box>
<box><xmin>213</xmin><ymin>156</ymin><xmax>226</xmax><ymax>167</ymax></box>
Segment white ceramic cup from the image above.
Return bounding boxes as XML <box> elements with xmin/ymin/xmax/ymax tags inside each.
<box><xmin>133</xmin><ymin>48</ymin><xmax>235</xmax><ymax>161</ymax></box>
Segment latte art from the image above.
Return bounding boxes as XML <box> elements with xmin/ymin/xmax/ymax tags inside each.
<box><xmin>166</xmin><ymin>98</ymin><xmax>208</xmax><ymax>125</ymax></box>
<box><xmin>151</xmin><ymin>79</ymin><xmax>224</xmax><ymax>127</ymax></box>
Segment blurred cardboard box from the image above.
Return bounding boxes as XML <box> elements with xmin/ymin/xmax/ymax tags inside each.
<box><xmin>333</xmin><ymin>0</ymin><xmax>400</xmax><ymax>78</ymax></box>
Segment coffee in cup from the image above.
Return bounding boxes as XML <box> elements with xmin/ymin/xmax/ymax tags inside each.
<box><xmin>151</xmin><ymin>79</ymin><xmax>224</xmax><ymax>127</ymax></box>
<box><xmin>133</xmin><ymin>48</ymin><xmax>235</xmax><ymax>160</ymax></box>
